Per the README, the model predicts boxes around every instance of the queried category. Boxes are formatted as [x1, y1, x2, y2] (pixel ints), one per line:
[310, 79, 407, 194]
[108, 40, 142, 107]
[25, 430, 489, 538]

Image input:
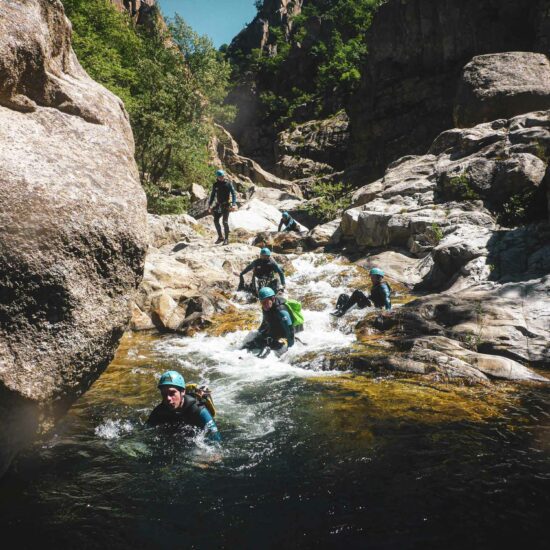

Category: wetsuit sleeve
[279, 308, 295, 347]
[380, 284, 392, 310]
[198, 407, 222, 442]
[241, 259, 257, 276]
[278, 219, 284, 231]
[208, 182, 217, 207]
[229, 181, 237, 206]
[273, 261, 286, 286]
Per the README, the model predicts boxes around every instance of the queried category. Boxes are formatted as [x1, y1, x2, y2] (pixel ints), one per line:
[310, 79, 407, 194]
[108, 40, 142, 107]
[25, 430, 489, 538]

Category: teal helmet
[260, 247, 271, 256]
[282, 211, 289, 218]
[158, 370, 186, 390]
[258, 287, 276, 300]
[216, 169, 225, 177]
[370, 267, 385, 277]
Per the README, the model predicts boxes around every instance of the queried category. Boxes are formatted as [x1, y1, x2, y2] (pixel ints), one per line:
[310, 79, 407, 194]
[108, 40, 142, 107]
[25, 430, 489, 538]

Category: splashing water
[2, 253, 549, 549]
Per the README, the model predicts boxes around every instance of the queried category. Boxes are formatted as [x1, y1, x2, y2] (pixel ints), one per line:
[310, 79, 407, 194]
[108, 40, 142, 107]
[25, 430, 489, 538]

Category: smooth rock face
[454, 52, 550, 127]
[348, 0, 549, 180]
[0, 0, 147, 477]
[397, 276, 550, 373]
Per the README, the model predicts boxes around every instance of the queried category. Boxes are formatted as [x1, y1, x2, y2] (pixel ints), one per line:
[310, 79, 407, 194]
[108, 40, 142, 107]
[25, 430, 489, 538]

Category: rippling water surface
[1, 255, 549, 549]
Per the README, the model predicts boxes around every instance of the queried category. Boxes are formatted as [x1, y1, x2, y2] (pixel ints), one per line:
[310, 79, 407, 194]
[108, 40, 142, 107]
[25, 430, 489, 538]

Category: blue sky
[158, 0, 258, 48]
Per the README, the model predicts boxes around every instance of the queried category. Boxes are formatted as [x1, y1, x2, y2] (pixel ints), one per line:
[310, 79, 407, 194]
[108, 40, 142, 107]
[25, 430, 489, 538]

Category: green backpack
[285, 299, 304, 327]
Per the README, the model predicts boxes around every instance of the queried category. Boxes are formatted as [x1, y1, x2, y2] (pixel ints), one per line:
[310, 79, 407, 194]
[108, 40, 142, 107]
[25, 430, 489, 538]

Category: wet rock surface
[0, 0, 148, 476]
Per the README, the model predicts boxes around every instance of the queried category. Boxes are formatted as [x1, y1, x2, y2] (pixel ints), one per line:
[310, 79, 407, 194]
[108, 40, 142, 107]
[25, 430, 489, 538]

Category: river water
[1, 254, 549, 549]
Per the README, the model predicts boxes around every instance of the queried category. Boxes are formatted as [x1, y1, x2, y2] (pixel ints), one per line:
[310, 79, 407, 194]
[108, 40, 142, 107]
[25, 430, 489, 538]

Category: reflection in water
[1, 254, 549, 549]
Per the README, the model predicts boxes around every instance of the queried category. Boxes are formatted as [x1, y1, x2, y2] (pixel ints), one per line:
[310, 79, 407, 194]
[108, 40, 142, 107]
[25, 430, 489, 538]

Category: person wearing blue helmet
[331, 267, 392, 317]
[238, 247, 286, 296]
[241, 286, 296, 358]
[278, 211, 300, 233]
[146, 370, 221, 442]
[208, 168, 237, 245]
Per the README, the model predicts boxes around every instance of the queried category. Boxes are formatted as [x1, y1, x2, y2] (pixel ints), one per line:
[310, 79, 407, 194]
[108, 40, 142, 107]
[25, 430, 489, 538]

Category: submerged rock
[0, 0, 148, 477]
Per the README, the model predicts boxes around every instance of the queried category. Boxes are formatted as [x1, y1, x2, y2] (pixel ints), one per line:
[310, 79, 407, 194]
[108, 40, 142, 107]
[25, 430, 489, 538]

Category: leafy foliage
[305, 180, 352, 223]
[230, 0, 384, 129]
[62, 0, 233, 214]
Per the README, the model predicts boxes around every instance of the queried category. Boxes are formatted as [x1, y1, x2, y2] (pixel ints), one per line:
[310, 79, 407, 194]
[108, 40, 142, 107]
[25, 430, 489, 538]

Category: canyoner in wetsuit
[238, 247, 286, 296]
[242, 287, 301, 358]
[208, 169, 237, 245]
[331, 267, 392, 317]
[146, 371, 221, 442]
[278, 211, 300, 233]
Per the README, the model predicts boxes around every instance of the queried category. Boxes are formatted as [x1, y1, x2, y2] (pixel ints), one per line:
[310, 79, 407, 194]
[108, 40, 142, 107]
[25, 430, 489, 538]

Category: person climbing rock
[331, 267, 392, 317]
[208, 169, 237, 245]
[146, 370, 221, 442]
[239, 247, 286, 296]
[241, 287, 298, 358]
[278, 211, 300, 233]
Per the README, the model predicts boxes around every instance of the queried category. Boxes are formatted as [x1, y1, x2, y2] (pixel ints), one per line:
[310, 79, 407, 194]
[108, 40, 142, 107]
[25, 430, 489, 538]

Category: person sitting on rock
[278, 211, 300, 233]
[331, 267, 392, 317]
[239, 247, 286, 296]
[208, 169, 237, 245]
[241, 287, 296, 358]
[146, 370, 221, 442]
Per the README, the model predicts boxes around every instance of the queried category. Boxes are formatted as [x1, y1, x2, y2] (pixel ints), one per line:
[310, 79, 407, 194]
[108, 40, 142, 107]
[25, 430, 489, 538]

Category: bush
[305, 180, 352, 223]
[442, 173, 480, 201]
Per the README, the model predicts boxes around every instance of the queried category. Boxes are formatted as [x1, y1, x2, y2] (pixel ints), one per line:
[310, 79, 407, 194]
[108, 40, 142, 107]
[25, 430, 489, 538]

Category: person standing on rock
[238, 247, 286, 296]
[331, 267, 392, 317]
[146, 370, 221, 442]
[278, 211, 300, 233]
[208, 169, 237, 245]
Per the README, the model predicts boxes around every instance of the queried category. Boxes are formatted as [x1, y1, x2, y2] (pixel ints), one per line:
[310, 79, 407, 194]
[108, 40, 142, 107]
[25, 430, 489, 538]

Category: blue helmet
[216, 169, 225, 177]
[258, 287, 276, 300]
[158, 370, 186, 390]
[370, 267, 385, 277]
[282, 211, 289, 219]
[260, 247, 271, 256]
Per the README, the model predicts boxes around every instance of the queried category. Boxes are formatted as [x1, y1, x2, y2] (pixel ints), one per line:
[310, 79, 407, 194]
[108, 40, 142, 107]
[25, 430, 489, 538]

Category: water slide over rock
[0, 0, 148, 477]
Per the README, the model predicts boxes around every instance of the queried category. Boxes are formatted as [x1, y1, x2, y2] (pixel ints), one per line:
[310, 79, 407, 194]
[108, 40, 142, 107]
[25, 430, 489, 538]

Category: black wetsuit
[208, 179, 236, 240]
[240, 258, 286, 294]
[278, 215, 299, 232]
[146, 395, 221, 441]
[335, 282, 392, 314]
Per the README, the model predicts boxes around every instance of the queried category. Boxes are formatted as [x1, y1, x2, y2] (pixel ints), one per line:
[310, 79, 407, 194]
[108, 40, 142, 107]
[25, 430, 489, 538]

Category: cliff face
[0, 0, 148, 477]
[347, 0, 550, 180]
[110, 0, 156, 25]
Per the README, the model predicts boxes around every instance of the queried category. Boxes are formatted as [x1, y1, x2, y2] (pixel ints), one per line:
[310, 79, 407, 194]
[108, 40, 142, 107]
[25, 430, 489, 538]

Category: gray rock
[275, 112, 350, 179]
[455, 52, 550, 127]
[190, 183, 207, 202]
[0, 0, 148, 477]
[347, 0, 549, 181]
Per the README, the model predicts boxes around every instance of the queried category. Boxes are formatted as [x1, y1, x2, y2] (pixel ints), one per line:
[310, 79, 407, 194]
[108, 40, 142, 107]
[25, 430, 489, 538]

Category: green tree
[62, 0, 234, 214]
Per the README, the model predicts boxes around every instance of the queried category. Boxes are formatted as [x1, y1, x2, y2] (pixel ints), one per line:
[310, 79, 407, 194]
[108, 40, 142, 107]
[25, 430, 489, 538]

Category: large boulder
[347, 0, 549, 181]
[131, 241, 260, 332]
[454, 52, 550, 127]
[395, 276, 550, 371]
[0, 0, 148, 476]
